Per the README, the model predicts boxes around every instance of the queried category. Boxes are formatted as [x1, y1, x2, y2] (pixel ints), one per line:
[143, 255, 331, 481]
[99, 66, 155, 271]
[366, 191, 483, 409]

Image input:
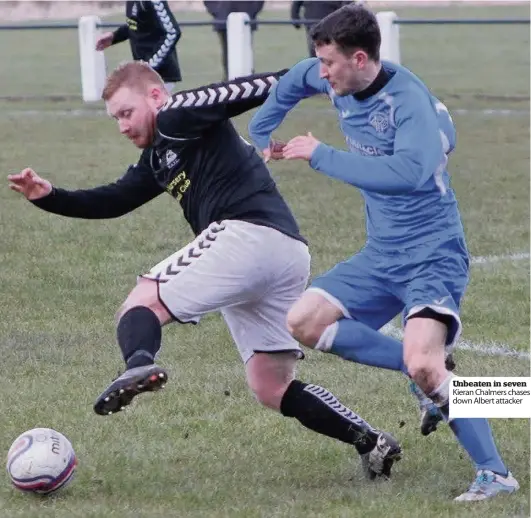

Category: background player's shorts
[141, 220, 310, 363]
[308, 236, 470, 348]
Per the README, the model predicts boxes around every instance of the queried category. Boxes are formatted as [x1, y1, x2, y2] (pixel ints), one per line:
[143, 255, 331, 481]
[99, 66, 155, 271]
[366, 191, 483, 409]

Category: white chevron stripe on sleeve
[148, 0, 178, 69]
[161, 73, 281, 112]
[228, 84, 241, 101]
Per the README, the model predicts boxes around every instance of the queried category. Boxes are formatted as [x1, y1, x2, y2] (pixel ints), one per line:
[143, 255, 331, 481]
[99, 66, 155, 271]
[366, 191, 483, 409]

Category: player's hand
[283, 132, 321, 161]
[262, 139, 286, 163]
[95, 32, 114, 51]
[8, 168, 52, 200]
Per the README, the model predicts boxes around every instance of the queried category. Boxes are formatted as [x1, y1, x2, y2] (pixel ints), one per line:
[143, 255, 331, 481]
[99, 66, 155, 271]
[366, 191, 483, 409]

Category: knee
[287, 295, 341, 349]
[286, 306, 321, 347]
[404, 348, 443, 392]
[249, 379, 290, 411]
[116, 279, 168, 324]
[405, 355, 433, 385]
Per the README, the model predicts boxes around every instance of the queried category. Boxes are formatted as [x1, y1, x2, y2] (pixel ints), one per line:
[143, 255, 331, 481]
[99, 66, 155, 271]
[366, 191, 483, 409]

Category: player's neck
[353, 62, 382, 93]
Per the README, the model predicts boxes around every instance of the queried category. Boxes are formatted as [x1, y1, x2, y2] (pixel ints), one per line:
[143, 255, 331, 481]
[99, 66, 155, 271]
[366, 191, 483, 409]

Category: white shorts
[141, 220, 310, 363]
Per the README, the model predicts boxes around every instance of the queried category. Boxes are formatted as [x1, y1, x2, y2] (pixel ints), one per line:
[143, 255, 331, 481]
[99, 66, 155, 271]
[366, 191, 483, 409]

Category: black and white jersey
[32, 71, 306, 245]
[112, 0, 182, 82]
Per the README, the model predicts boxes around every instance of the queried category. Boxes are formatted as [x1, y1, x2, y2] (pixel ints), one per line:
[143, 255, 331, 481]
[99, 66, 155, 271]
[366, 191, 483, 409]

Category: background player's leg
[305, 24, 316, 58]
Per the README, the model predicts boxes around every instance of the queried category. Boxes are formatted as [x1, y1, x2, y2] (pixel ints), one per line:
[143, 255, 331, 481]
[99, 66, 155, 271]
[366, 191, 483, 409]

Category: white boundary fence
[78, 11, 402, 102]
[75, 13, 529, 102]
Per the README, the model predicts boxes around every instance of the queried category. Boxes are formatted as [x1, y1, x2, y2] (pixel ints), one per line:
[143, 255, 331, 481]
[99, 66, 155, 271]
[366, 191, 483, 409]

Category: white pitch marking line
[381, 324, 529, 361]
[378, 250, 530, 360]
[471, 252, 529, 265]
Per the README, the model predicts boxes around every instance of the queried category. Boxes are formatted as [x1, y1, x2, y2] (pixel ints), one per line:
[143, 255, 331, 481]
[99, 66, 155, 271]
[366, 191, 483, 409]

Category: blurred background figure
[96, 0, 182, 92]
[204, 1, 265, 80]
[290, 1, 356, 57]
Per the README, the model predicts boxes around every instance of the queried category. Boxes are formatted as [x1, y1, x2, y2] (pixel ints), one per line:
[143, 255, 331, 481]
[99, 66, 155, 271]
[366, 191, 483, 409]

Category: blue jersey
[248, 59, 465, 250]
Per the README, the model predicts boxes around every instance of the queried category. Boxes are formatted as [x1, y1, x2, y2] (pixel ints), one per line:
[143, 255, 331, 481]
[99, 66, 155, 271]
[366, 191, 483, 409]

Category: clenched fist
[262, 139, 287, 163]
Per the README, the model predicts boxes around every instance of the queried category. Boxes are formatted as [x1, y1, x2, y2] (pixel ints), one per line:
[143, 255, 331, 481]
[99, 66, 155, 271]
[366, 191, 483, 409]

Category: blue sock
[434, 378, 508, 476]
[322, 319, 406, 372]
[449, 418, 508, 476]
[436, 403, 508, 476]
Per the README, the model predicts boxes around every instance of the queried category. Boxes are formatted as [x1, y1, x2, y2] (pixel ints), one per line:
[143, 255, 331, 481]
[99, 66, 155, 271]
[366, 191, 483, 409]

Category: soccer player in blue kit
[248, 3, 519, 502]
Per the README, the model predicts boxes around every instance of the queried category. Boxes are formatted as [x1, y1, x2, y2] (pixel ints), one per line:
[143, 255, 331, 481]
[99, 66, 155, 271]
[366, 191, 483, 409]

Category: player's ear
[149, 85, 167, 108]
[352, 50, 369, 69]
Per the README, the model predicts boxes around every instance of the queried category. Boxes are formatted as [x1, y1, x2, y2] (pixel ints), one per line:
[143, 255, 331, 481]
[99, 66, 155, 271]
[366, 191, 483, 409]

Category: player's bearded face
[106, 86, 163, 149]
[316, 43, 363, 96]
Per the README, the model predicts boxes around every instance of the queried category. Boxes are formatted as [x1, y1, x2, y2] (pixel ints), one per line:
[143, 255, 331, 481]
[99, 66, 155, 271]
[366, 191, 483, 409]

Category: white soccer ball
[6, 428, 77, 495]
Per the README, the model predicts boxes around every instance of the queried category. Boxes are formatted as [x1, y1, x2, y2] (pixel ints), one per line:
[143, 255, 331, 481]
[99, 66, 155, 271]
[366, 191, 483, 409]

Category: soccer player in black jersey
[8, 61, 400, 480]
[96, 1, 182, 91]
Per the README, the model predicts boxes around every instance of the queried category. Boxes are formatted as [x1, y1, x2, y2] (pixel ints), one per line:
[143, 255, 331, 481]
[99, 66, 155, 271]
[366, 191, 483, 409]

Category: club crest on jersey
[166, 149, 178, 167]
[369, 110, 390, 133]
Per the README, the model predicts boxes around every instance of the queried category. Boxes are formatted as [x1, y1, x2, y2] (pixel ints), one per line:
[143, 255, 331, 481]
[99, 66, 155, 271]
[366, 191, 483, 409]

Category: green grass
[0, 5, 529, 517]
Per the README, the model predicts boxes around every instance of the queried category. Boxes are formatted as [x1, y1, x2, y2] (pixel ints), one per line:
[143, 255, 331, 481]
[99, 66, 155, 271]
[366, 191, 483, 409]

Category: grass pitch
[0, 5, 529, 517]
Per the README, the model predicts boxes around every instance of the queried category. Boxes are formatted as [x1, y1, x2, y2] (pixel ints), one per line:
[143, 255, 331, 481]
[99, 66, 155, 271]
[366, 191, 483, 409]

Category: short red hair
[102, 61, 165, 101]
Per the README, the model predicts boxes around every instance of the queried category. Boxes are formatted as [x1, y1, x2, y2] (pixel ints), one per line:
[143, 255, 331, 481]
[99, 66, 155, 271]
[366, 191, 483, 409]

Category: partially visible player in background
[204, 1, 264, 80]
[96, 0, 182, 92]
[290, 1, 353, 58]
[248, 3, 519, 502]
[8, 61, 401, 481]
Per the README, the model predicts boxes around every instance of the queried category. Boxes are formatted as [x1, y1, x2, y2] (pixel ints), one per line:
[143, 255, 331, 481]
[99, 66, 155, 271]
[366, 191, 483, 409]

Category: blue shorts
[309, 236, 470, 347]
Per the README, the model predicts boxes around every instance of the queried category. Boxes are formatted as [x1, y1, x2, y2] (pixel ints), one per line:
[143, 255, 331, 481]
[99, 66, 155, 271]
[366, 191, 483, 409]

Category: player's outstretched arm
[248, 58, 327, 156]
[285, 93, 447, 195]
[95, 32, 115, 51]
[156, 70, 287, 141]
[111, 24, 129, 45]
[7, 159, 164, 219]
[8, 168, 52, 200]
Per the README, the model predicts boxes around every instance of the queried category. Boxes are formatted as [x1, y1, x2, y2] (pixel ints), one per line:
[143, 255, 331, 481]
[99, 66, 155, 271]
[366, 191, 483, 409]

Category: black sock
[280, 380, 379, 454]
[117, 306, 162, 369]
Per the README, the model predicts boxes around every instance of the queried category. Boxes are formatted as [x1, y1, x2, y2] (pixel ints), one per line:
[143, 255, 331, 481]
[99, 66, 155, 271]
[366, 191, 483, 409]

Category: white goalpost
[227, 12, 254, 80]
[375, 11, 400, 65]
[77, 12, 400, 102]
[78, 15, 107, 102]
[225, 11, 400, 80]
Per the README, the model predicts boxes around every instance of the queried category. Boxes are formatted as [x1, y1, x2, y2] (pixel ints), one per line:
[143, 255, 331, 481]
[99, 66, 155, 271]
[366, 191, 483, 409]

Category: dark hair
[310, 4, 381, 61]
